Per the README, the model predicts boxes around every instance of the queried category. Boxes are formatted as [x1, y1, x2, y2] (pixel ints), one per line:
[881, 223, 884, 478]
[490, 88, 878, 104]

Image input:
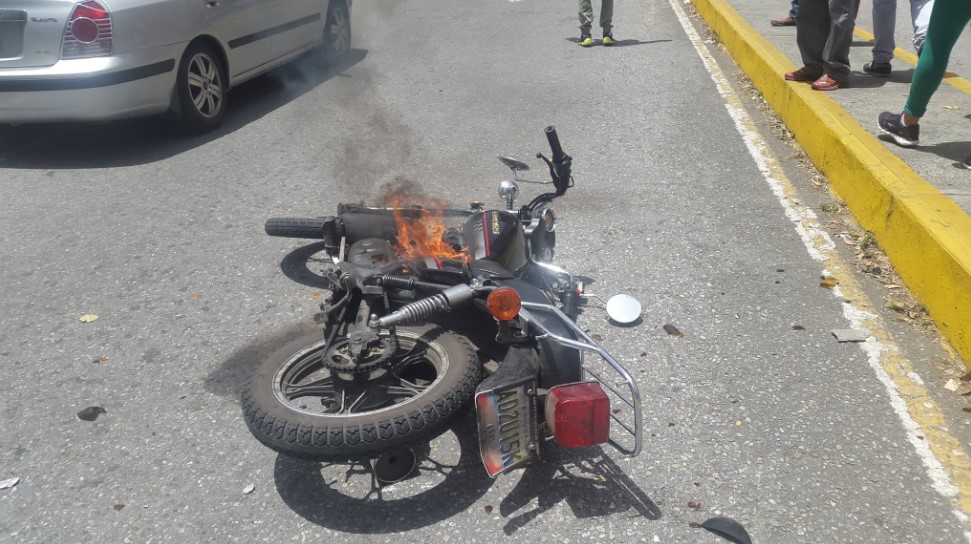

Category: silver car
[0, 0, 351, 132]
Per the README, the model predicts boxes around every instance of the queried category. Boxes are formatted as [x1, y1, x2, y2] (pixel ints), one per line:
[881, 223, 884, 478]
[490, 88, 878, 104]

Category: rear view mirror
[605, 294, 641, 324]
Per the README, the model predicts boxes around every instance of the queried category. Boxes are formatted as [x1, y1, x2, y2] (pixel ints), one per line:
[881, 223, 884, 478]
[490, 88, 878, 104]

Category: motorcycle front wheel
[242, 324, 481, 461]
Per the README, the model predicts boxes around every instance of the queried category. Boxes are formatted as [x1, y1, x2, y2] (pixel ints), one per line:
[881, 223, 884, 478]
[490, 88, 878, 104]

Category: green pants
[904, 0, 971, 118]
[579, 0, 614, 34]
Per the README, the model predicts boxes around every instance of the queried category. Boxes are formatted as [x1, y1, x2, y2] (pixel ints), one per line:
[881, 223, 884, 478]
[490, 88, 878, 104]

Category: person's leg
[600, 0, 614, 35]
[795, 0, 830, 73]
[791, 0, 800, 18]
[905, 0, 971, 118]
[910, 0, 934, 51]
[870, 0, 897, 65]
[822, 0, 855, 81]
[579, 0, 594, 35]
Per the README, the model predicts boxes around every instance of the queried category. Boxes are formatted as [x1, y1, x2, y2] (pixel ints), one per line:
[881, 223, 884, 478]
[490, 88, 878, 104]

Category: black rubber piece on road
[265, 217, 328, 239]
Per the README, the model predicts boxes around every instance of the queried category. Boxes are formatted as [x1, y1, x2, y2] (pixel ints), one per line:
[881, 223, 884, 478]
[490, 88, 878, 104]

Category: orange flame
[389, 196, 469, 262]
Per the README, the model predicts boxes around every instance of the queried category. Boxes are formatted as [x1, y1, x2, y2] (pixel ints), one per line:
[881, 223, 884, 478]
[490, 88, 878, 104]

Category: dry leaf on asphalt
[820, 277, 839, 289]
[79, 314, 99, 323]
[663, 324, 684, 337]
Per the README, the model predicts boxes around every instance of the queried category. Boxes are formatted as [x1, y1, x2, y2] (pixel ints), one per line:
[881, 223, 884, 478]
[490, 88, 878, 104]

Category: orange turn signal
[487, 287, 521, 321]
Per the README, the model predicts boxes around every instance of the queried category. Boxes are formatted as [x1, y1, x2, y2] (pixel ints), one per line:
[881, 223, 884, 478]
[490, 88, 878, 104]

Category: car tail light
[544, 382, 609, 448]
[487, 287, 521, 321]
[62, 1, 112, 59]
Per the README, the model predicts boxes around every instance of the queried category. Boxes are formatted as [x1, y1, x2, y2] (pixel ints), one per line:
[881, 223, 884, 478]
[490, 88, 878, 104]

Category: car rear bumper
[0, 44, 183, 123]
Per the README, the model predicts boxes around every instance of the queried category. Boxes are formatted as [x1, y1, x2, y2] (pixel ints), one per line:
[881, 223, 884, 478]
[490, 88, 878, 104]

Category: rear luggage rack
[519, 301, 642, 456]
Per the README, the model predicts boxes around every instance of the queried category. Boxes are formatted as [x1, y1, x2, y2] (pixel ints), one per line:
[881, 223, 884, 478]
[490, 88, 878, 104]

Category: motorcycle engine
[347, 238, 398, 270]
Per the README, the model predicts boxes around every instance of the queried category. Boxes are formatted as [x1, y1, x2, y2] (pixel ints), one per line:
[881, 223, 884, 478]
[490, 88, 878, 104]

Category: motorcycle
[242, 126, 643, 483]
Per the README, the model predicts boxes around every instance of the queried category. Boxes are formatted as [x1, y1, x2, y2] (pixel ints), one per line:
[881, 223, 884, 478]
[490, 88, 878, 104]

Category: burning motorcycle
[242, 126, 642, 483]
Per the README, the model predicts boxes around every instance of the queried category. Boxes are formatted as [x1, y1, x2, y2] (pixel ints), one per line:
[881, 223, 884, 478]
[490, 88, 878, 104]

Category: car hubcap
[187, 53, 223, 119]
[329, 8, 349, 54]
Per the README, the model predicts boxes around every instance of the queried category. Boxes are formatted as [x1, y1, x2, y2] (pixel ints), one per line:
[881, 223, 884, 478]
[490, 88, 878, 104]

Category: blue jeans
[791, 0, 800, 19]
[871, 0, 935, 63]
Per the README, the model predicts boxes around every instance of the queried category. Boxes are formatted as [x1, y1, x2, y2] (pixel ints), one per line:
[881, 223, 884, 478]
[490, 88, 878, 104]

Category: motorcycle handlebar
[265, 217, 328, 239]
[545, 125, 565, 160]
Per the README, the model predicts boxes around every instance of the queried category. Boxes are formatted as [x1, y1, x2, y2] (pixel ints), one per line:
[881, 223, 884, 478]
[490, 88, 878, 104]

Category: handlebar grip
[545, 125, 565, 160]
[264, 217, 328, 239]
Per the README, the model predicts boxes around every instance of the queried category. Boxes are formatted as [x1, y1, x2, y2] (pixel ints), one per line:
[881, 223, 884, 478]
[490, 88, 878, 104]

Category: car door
[195, 0, 273, 79]
[270, 0, 324, 59]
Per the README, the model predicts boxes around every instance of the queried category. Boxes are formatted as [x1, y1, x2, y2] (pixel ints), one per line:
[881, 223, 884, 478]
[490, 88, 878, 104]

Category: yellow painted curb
[691, 0, 971, 368]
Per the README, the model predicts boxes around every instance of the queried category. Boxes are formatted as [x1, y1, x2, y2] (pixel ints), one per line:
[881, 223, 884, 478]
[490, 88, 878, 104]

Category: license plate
[475, 377, 538, 477]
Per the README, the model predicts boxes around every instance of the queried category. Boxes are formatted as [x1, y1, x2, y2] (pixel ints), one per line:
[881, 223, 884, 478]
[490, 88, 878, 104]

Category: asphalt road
[1, 1, 969, 542]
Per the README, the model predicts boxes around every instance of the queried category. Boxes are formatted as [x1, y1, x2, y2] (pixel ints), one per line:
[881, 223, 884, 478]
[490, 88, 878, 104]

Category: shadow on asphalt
[498, 447, 662, 535]
[204, 321, 321, 399]
[0, 49, 367, 170]
[847, 70, 915, 89]
[279, 241, 333, 289]
[564, 38, 672, 47]
[904, 139, 971, 164]
[271, 412, 661, 534]
[272, 411, 497, 533]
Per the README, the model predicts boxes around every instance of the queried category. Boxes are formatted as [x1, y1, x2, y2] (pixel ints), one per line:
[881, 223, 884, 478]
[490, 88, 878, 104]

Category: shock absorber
[370, 284, 474, 329]
[379, 274, 418, 290]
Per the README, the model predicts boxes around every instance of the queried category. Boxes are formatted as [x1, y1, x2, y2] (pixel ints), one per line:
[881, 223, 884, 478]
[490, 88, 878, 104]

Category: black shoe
[878, 111, 919, 146]
[863, 61, 892, 77]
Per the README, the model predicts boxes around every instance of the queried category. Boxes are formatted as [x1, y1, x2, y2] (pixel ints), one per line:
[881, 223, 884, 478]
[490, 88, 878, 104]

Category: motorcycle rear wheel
[242, 324, 480, 460]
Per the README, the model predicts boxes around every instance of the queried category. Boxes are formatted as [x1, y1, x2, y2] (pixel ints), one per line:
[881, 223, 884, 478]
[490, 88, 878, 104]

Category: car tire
[321, 0, 351, 66]
[176, 42, 227, 134]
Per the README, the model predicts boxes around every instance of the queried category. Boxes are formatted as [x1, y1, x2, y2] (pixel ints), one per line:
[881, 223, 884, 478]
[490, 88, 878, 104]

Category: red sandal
[810, 75, 848, 91]
[784, 67, 823, 82]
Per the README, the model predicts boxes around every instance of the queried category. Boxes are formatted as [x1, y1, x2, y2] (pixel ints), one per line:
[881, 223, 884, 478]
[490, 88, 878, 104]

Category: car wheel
[322, 0, 351, 66]
[176, 42, 227, 134]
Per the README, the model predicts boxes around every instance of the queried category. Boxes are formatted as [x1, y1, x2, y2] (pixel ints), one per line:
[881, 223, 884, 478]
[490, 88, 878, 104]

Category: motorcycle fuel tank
[462, 210, 528, 272]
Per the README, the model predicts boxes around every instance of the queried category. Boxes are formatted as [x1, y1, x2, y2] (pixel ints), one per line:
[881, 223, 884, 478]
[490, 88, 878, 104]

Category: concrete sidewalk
[691, 0, 971, 367]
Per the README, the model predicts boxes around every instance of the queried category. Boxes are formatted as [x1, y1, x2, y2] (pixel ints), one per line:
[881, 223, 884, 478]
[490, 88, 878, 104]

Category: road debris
[77, 406, 107, 421]
[700, 516, 752, 544]
[243, 484, 255, 495]
[0, 477, 19, 490]
[79, 314, 99, 323]
[663, 324, 684, 338]
[831, 329, 868, 343]
[884, 299, 907, 312]
[820, 276, 839, 289]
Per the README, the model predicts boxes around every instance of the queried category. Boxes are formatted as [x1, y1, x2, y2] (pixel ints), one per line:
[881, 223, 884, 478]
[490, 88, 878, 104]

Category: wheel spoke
[344, 391, 368, 413]
[283, 377, 335, 400]
[392, 343, 428, 367]
[187, 71, 205, 89]
[387, 378, 428, 398]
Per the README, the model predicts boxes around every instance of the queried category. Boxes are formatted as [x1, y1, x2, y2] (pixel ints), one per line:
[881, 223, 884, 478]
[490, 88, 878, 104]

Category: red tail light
[544, 382, 609, 448]
[62, 1, 112, 59]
